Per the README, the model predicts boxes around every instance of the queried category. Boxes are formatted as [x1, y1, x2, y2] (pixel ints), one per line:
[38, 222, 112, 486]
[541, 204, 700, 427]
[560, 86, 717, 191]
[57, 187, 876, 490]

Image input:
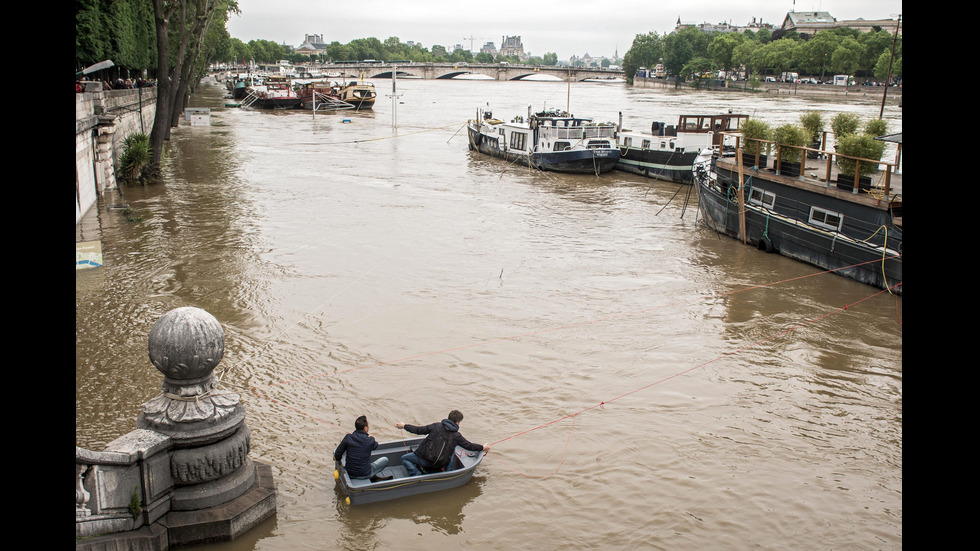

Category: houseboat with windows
[242, 75, 301, 109]
[616, 112, 749, 184]
[695, 132, 902, 294]
[336, 76, 377, 110]
[467, 107, 620, 174]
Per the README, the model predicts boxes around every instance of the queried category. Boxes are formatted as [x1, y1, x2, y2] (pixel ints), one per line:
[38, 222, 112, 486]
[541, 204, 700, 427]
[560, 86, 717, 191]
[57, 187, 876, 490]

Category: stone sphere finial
[141, 307, 241, 434]
[148, 306, 225, 382]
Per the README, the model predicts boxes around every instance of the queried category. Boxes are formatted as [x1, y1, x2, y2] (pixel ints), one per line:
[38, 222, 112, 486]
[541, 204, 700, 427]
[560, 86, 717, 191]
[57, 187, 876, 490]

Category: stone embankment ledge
[633, 78, 903, 101]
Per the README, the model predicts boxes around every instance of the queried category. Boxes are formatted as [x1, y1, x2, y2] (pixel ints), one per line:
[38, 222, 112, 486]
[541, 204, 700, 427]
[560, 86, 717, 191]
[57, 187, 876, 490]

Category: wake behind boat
[467, 107, 619, 174]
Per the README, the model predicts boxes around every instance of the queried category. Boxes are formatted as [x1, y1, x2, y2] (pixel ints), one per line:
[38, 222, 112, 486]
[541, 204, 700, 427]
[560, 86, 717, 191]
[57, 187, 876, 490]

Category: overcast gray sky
[226, 0, 902, 60]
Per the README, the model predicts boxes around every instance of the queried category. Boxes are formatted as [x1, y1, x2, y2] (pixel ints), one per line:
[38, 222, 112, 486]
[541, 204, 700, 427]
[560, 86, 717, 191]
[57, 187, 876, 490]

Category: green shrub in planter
[740, 118, 771, 157]
[799, 111, 824, 145]
[773, 123, 808, 165]
[864, 117, 888, 137]
[835, 133, 886, 180]
[830, 113, 860, 142]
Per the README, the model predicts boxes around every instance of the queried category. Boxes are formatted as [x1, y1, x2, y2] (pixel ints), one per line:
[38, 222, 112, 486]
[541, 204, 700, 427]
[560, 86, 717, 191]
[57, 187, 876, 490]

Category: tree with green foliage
[798, 31, 839, 80]
[662, 29, 700, 86]
[622, 32, 663, 83]
[757, 37, 799, 77]
[623, 21, 900, 84]
[857, 29, 894, 79]
[449, 48, 474, 63]
[707, 33, 744, 85]
[77, 0, 157, 77]
[830, 37, 862, 76]
[731, 40, 761, 79]
[874, 48, 901, 83]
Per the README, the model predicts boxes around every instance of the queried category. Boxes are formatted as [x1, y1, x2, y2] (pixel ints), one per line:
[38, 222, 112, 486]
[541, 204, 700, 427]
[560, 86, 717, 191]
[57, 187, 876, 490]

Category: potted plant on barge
[835, 132, 886, 191]
[773, 123, 808, 177]
[863, 117, 888, 139]
[739, 118, 771, 168]
[830, 112, 860, 146]
[799, 111, 824, 158]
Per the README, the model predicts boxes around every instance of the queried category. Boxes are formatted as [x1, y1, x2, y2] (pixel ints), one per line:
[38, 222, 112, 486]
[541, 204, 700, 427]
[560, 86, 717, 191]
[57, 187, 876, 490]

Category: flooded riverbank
[77, 79, 901, 550]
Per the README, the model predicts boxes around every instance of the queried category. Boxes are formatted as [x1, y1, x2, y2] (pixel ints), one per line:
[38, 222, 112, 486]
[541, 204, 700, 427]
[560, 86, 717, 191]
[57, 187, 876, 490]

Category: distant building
[499, 35, 527, 61]
[674, 16, 775, 34]
[781, 11, 902, 36]
[297, 33, 327, 56]
[480, 41, 497, 56]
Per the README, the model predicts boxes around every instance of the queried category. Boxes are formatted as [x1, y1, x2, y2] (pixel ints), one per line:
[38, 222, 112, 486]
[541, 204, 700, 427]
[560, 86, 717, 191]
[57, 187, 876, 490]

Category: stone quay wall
[76, 86, 157, 225]
[631, 77, 903, 102]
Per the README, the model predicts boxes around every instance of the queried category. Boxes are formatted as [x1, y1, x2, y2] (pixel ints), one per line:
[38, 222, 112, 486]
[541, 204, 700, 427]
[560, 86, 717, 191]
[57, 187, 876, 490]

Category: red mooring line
[245, 257, 901, 451]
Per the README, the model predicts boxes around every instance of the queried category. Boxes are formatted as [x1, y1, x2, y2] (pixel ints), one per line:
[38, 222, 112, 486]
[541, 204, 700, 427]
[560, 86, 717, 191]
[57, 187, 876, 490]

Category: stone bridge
[320, 62, 625, 82]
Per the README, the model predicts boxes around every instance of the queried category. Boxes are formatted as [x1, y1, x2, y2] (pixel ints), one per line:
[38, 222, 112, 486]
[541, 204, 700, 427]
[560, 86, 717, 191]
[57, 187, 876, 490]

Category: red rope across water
[244, 258, 901, 476]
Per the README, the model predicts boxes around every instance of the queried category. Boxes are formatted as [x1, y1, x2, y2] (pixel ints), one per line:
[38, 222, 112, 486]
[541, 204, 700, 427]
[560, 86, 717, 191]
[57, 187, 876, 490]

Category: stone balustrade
[76, 307, 276, 550]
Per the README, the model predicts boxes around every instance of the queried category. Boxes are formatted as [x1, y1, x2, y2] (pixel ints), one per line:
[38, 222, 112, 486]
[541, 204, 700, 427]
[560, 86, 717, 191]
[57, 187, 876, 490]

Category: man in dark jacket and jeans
[395, 410, 490, 476]
[334, 415, 391, 482]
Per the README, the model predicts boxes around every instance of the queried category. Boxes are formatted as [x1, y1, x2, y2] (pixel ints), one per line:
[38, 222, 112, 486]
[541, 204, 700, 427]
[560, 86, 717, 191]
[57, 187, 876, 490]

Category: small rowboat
[334, 436, 485, 505]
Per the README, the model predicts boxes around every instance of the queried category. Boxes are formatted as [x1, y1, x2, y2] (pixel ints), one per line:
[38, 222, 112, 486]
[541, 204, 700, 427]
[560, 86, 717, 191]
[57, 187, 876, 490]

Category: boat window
[642, 139, 651, 149]
[809, 207, 843, 231]
[623, 137, 633, 147]
[554, 141, 571, 151]
[748, 188, 776, 209]
[510, 132, 527, 151]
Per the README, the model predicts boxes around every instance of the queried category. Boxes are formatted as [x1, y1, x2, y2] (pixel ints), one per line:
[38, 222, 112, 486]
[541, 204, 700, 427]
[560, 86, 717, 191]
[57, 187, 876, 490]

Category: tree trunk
[149, 0, 220, 169]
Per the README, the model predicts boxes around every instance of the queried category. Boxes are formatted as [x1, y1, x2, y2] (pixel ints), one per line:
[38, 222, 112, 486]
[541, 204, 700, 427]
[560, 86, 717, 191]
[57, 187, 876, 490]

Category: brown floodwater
[76, 78, 902, 550]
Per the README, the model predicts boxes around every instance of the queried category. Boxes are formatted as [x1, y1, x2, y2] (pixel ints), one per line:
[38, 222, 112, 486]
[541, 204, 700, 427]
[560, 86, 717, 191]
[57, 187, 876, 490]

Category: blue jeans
[400, 452, 434, 477]
[350, 456, 389, 480]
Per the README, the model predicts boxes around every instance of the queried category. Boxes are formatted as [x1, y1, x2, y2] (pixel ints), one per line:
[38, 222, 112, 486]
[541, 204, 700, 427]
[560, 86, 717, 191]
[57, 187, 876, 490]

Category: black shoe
[370, 475, 393, 482]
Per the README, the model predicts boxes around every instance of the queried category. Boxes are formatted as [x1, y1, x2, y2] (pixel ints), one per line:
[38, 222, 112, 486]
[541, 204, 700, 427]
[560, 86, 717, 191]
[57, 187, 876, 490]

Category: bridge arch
[316, 63, 625, 82]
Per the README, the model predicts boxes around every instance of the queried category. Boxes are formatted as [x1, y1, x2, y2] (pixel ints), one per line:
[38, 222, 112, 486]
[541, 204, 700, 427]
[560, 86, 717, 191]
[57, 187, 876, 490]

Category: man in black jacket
[334, 415, 392, 482]
[395, 410, 490, 476]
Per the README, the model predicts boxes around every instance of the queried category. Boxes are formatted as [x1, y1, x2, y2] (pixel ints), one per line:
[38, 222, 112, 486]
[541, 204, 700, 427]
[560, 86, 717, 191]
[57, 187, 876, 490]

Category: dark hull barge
[334, 436, 485, 505]
[696, 133, 902, 294]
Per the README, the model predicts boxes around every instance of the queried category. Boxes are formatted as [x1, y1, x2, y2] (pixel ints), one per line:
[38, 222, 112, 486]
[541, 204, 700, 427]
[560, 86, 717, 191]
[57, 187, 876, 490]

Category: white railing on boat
[538, 125, 617, 141]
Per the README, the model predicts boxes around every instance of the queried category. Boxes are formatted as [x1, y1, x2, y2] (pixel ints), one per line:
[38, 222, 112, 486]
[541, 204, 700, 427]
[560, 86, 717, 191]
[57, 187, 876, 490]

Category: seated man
[334, 415, 391, 482]
[395, 410, 489, 476]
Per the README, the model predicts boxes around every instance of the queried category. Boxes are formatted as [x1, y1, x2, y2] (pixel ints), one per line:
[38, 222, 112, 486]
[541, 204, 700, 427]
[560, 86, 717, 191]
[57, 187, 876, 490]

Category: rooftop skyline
[227, 1, 902, 60]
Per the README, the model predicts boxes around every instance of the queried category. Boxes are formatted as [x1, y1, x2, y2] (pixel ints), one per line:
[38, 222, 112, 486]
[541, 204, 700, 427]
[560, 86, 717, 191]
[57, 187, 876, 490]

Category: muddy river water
[76, 78, 902, 550]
